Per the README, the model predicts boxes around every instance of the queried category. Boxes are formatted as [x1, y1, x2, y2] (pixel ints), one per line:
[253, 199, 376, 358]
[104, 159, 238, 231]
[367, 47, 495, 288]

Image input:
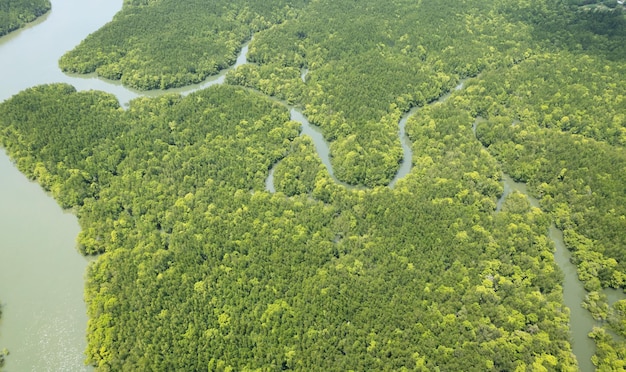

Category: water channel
[490, 154, 625, 372]
[389, 81, 465, 188]
[0, 152, 88, 372]
[1, 1, 623, 370]
[0, 1, 255, 369]
[267, 79, 467, 191]
[0, 0, 125, 370]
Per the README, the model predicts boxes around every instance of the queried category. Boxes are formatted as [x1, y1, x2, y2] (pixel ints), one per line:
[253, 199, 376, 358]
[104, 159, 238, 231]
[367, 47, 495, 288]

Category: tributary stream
[0, 1, 623, 370]
[496, 175, 597, 372]
[489, 154, 625, 372]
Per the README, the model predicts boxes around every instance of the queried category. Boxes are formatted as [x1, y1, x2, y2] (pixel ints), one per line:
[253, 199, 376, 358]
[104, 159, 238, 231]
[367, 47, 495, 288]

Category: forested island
[1, 0, 626, 370]
[0, 0, 50, 36]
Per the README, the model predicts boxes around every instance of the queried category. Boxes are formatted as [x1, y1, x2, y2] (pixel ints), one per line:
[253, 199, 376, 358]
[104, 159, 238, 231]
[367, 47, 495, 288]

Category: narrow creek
[267, 69, 626, 371]
[487, 142, 625, 371]
[389, 81, 466, 188]
[495, 175, 597, 371]
[2, 2, 623, 370]
[267, 77, 467, 191]
[388, 106, 419, 189]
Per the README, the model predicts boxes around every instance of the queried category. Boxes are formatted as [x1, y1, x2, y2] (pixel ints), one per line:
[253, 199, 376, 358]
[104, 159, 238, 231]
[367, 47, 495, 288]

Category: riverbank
[0, 0, 125, 369]
[0, 151, 90, 371]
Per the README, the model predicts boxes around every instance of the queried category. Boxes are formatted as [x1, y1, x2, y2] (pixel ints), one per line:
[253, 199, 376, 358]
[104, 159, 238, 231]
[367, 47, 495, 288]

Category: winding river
[389, 81, 465, 188]
[495, 175, 597, 371]
[266, 78, 467, 191]
[1, 1, 624, 371]
[490, 153, 625, 372]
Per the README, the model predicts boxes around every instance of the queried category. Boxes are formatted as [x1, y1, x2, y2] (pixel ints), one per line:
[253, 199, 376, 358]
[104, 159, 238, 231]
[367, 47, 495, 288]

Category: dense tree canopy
[0, 82, 578, 370]
[0, 0, 50, 36]
[229, 0, 538, 186]
[1, 0, 626, 369]
[58, 0, 309, 90]
[410, 23, 626, 370]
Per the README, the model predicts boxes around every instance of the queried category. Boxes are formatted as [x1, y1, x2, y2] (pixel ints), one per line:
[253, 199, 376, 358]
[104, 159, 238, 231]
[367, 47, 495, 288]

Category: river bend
[1, 2, 622, 371]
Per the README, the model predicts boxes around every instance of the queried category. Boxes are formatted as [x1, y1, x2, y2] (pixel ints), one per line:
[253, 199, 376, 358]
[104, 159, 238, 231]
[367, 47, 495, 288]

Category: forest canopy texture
[1, 0, 626, 370]
[0, 0, 50, 36]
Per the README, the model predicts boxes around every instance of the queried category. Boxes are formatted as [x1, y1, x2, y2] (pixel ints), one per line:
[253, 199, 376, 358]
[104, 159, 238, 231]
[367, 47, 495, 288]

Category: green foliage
[58, 0, 309, 90]
[589, 327, 626, 370]
[272, 136, 328, 197]
[0, 84, 124, 208]
[4, 0, 626, 369]
[465, 52, 626, 289]
[430, 21, 626, 365]
[0, 79, 578, 369]
[0, 0, 50, 36]
[611, 299, 626, 335]
[229, 0, 537, 186]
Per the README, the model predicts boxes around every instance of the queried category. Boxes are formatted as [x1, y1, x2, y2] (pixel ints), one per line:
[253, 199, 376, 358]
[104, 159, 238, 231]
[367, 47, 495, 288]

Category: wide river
[0, 1, 623, 371]
[0, 0, 125, 370]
